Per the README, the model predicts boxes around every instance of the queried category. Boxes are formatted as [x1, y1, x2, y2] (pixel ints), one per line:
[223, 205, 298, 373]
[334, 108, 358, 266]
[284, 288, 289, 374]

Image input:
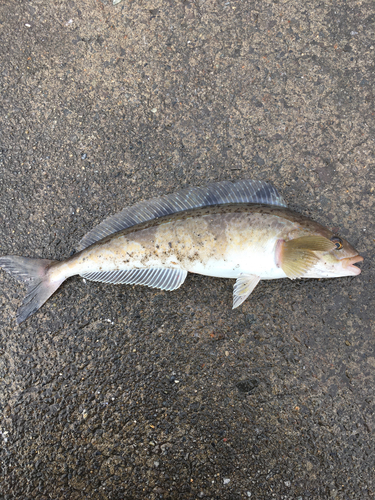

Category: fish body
[0, 180, 363, 323]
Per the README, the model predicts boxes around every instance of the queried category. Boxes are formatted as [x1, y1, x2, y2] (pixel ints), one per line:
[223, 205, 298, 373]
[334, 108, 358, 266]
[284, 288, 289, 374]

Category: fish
[0, 179, 363, 324]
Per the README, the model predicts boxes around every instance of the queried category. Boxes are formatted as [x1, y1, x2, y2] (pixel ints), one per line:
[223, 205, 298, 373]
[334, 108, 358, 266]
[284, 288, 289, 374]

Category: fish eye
[331, 236, 343, 250]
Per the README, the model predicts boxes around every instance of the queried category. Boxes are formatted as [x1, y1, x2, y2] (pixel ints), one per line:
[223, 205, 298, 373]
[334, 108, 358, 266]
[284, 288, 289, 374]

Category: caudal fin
[0, 256, 64, 324]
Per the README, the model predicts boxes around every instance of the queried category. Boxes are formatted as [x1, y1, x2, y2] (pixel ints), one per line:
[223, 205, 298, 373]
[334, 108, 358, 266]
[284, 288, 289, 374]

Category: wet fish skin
[0, 181, 363, 324]
[53, 204, 361, 281]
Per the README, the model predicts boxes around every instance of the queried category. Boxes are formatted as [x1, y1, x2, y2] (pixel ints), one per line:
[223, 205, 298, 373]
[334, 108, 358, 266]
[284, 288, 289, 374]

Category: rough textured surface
[0, 0, 374, 498]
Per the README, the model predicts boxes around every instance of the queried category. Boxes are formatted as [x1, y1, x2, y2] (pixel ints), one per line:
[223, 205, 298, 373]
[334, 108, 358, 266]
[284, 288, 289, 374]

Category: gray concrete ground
[0, 0, 374, 498]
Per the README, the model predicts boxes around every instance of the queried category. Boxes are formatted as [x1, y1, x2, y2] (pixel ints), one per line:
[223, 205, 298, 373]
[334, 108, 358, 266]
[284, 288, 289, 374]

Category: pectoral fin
[277, 236, 334, 280]
[233, 274, 260, 309]
[283, 236, 335, 251]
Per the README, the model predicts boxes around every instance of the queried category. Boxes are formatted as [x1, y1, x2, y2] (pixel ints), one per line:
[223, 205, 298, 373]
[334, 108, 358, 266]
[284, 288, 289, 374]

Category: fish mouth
[340, 255, 363, 276]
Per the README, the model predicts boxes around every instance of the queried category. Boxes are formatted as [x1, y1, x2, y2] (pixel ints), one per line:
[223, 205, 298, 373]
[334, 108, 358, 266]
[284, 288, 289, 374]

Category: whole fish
[0, 180, 363, 324]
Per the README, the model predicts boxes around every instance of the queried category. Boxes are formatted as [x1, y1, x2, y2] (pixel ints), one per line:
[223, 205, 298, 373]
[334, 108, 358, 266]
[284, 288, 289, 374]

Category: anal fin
[81, 267, 187, 291]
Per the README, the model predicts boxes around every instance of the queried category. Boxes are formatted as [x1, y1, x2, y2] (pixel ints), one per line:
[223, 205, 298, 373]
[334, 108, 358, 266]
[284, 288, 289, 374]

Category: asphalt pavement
[0, 0, 374, 498]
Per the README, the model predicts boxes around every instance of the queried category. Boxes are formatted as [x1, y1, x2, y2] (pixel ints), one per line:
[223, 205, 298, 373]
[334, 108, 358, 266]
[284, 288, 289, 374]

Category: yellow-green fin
[285, 236, 335, 251]
[279, 236, 335, 279]
[280, 249, 318, 279]
[279, 237, 330, 279]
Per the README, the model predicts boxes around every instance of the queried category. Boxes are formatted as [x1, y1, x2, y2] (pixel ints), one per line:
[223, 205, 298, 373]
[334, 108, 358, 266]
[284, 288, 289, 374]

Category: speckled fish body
[0, 180, 363, 323]
[54, 204, 360, 280]
[51, 205, 337, 283]
[50, 205, 287, 282]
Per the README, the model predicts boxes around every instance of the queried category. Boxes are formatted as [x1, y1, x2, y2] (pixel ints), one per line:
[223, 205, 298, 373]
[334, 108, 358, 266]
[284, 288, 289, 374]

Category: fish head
[312, 233, 363, 278]
[278, 225, 363, 279]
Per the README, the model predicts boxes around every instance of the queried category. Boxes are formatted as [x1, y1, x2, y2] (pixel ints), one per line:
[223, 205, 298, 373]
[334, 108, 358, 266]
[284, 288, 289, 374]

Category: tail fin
[0, 256, 64, 324]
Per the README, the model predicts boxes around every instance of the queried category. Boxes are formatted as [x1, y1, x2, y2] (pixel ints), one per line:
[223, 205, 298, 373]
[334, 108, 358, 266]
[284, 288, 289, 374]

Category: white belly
[186, 257, 287, 280]
[183, 240, 287, 280]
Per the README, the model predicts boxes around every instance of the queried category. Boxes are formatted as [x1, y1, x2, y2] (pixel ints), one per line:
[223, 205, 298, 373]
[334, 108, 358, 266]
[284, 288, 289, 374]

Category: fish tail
[0, 256, 64, 324]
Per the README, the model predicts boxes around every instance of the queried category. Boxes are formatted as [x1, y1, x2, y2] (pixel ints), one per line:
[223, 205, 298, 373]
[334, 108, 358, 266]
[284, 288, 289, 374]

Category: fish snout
[340, 255, 363, 275]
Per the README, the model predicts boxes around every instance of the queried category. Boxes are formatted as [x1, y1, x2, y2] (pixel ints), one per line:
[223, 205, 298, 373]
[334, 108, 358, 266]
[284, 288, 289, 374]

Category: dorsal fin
[77, 179, 287, 251]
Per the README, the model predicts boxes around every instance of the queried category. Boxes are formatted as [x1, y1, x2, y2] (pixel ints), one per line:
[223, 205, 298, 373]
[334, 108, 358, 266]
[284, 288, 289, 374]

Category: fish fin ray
[81, 268, 187, 291]
[285, 236, 335, 251]
[233, 274, 260, 309]
[0, 256, 64, 324]
[77, 180, 287, 251]
[279, 242, 319, 279]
